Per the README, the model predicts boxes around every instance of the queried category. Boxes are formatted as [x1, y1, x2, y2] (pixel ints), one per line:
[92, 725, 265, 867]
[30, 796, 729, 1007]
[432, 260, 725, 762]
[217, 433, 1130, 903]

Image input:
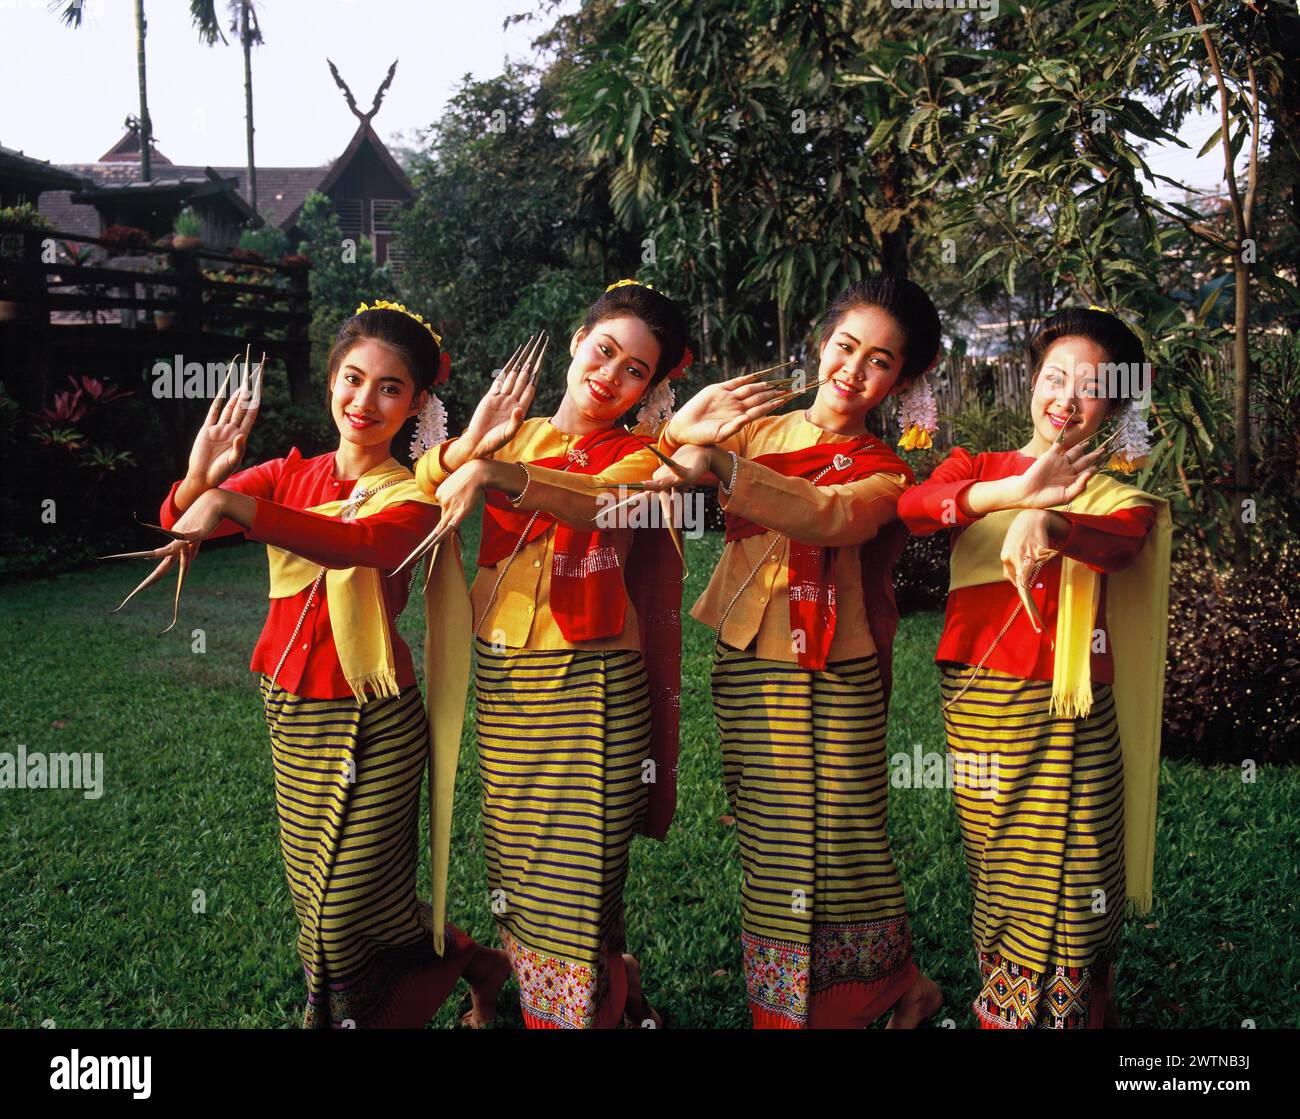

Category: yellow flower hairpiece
[356, 299, 442, 346]
[605, 278, 654, 293]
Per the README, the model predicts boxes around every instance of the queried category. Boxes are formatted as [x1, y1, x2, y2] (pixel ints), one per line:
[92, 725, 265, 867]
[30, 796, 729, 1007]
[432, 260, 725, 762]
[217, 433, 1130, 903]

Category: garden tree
[189, 0, 266, 213]
[398, 66, 609, 423]
[557, 0, 984, 369]
[295, 191, 394, 384]
[927, 0, 1293, 563]
[53, 0, 154, 181]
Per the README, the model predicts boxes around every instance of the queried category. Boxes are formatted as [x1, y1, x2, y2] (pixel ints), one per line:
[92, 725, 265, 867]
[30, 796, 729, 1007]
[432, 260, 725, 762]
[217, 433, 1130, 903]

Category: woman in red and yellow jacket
[898, 307, 1172, 1029]
[416, 280, 689, 1029]
[118, 303, 507, 1028]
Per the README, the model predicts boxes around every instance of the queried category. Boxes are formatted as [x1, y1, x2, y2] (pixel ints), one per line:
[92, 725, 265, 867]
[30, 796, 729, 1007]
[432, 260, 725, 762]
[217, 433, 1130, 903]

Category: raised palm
[462, 335, 548, 458]
[668, 368, 796, 446]
[1018, 441, 1106, 508]
[188, 358, 263, 489]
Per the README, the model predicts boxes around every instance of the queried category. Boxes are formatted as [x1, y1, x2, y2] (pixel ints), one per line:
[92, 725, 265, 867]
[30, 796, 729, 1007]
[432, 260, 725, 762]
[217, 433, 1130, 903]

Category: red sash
[477, 425, 683, 840]
[723, 435, 914, 685]
[480, 427, 643, 641]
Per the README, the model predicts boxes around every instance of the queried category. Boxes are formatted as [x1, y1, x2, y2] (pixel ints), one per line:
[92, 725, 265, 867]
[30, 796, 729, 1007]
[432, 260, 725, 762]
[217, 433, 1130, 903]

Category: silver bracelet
[720, 451, 739, 496]
[507, 461, 532, 507]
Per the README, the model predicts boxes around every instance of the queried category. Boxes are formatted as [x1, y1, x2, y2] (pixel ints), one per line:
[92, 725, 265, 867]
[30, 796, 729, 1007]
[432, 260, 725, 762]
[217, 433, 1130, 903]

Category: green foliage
[947, 399, 1031, 453]
[1164, 544, 1300, 763]
[244, 366, 336, 461]
[296, 190, 395, 386]
[237, 224, 289, 260]
[398, 65, 605, 424]
[0, 202, 52, 229]
[560, 0, 985, 366]
[391, 0, 1296, 567]
[173, 207, 204, 239]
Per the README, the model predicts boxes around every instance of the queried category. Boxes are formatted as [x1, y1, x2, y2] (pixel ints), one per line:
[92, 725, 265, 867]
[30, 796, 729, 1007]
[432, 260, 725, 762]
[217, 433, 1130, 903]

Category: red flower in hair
[667, 345, 693, 381]
[435, 352, 451, 386]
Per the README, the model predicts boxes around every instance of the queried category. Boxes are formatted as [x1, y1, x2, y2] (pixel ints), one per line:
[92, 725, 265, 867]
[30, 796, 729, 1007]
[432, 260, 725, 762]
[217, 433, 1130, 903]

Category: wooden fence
[0, 226, 311, 412]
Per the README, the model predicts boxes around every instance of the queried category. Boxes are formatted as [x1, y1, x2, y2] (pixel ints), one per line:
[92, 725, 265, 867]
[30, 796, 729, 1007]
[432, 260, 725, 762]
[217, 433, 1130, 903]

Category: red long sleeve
[157, 449, 433, 700]
[159, 451, 294, 538]
[1056, 508, 1155, 573]
[898, 445, 982, 533]
[247, 498, 438, 570]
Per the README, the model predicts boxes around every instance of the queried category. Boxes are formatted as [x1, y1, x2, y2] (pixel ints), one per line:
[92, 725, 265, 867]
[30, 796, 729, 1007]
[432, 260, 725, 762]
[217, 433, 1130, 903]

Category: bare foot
[622, 953, 663, 1029]
[460, 945, 510, 1028]
[886, 973, 943, 1029]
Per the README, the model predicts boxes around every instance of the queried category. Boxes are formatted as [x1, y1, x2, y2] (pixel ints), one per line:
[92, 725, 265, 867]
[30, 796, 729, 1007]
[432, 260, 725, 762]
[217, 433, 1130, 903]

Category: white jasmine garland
[896, 374, 938, 435]
[1110, 399, 1152, 472]
[409, 392, 448, 462]
[636, 379, 676, 433]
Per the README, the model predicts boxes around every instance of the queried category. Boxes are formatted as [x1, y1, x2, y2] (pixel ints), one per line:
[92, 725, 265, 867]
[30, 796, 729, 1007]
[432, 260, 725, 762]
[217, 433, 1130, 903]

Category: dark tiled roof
[38, 189, 99, 236]
[43, 160, 329, 233]
[0, 144, 91, 192]
[98, 129, 173, 164]
[36, 120, 409, 238]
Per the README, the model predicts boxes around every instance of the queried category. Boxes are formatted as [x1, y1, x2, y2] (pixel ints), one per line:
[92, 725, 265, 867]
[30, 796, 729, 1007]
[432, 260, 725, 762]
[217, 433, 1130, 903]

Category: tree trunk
[873, 151, 910, 278]
[711, 171, 729, 375]
[1232, 258, 1252, 565]
[135, 0, 151, 183]
[777, 288, 788, 363]
[242, 0, 257, 213]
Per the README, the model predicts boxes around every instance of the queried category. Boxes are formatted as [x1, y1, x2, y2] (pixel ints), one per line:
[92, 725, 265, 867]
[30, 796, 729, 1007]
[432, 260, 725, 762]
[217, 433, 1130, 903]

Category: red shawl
[723, 434, 914, 698]
[478, 427, 683, 840]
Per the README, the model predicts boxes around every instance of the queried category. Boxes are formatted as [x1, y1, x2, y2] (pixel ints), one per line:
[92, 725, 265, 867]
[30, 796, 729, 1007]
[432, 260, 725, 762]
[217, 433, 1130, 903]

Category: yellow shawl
[264, 457, 472, 954]
[948, 474, 1172, 915]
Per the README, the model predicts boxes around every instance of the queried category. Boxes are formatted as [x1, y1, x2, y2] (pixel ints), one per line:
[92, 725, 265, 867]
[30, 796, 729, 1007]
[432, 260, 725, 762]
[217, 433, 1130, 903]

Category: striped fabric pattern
[711, 645, 915, 1028]
[260, 676, 462, 1028]
[940, 665, 1126, 1028]
[474, 640, 651, 1029]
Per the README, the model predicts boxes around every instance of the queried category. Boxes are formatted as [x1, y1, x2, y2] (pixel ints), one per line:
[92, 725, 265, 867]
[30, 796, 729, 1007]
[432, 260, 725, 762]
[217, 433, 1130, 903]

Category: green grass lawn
[2, 518, 1296, 1029]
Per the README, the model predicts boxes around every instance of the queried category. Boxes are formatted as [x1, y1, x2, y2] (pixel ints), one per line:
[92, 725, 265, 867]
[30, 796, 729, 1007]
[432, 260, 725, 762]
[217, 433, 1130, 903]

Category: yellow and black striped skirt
[260, 676, 473, 1029]
[711, 645, 918, 1029]
[474, 640, 651, 1029]
[940, 665, 1126, 1029]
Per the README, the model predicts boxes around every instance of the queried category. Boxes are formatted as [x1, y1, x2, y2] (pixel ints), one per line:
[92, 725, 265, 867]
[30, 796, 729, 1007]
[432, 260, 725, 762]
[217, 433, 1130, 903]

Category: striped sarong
[260, 676, 474, 1028]
[474, 640, 651, 1029]
[940, 665, 1126, 1029]
[711, 645, 918, 1029]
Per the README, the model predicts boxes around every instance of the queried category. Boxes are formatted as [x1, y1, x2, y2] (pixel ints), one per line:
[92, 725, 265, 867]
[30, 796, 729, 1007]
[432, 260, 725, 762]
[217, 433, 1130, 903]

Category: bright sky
[0, 0, 555, 166]
[0, 0, 1242, 200]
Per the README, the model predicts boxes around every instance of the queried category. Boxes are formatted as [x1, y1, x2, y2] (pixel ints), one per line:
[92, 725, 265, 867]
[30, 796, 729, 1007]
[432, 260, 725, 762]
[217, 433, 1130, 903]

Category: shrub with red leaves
[101, 225, 152, 249]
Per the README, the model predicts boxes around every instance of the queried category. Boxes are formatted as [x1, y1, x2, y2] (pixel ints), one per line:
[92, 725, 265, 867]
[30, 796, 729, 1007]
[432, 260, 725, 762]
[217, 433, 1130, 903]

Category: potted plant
[172, 208, 203, 251]
[0, 203, 53, 321]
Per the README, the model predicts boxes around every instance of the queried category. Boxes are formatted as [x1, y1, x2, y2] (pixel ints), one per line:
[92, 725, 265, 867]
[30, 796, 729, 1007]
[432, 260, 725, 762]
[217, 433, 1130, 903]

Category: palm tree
[190, 0, 265, 214]
[52, 0, 154, 182]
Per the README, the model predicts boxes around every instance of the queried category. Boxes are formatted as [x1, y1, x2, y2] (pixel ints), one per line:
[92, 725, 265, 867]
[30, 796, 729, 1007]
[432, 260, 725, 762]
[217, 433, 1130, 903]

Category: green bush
[173, 208, 203, 239]
[1163, 545, 1299, 764]
[238, 225, 290, 261]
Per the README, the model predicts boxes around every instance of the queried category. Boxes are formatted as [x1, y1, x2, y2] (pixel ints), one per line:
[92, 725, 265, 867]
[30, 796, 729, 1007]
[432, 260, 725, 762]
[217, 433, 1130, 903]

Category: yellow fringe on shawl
[263, 456, 471, 954]
[947, 474, 1172, 915]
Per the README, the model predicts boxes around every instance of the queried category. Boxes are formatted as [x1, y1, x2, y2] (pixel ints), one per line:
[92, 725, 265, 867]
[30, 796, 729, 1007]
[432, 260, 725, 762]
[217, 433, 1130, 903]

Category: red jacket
[897, 447, 1156, 684]
[160, 449, 438, 699]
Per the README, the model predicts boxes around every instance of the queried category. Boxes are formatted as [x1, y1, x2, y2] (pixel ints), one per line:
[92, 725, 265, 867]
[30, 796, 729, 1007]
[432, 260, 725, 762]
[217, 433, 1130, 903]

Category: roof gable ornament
[326, 58, 398, 124]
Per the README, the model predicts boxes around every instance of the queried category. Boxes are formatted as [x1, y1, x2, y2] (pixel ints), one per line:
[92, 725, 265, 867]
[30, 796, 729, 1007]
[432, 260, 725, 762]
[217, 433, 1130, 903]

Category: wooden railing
[0, 226, 312, 404]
